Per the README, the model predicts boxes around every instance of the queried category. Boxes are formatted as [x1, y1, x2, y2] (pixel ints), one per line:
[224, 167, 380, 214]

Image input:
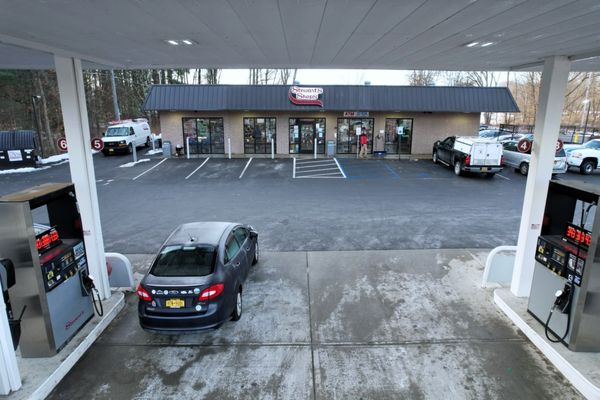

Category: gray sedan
[502, 141, 567, 175]
[137, 221, 258, 333]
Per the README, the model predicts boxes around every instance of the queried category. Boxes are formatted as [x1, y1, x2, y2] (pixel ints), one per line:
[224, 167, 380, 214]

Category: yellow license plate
[108, 149, 114, 152]
[166, 298, 185, 308]
[481, 167, 488, 172]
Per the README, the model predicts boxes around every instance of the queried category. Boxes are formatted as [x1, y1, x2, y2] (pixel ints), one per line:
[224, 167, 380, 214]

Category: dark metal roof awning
[142, 85, 519, 113]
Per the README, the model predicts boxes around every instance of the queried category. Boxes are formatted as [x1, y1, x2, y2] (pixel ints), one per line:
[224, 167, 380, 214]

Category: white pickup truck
[432, 136, 503, 177]
[101, 119, 151, 156]
[564, 139, 600, 175]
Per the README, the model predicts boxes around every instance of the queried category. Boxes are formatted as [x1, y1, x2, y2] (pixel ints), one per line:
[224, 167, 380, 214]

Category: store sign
[289, 86, 323, 107]
[343, 111, 369, 117]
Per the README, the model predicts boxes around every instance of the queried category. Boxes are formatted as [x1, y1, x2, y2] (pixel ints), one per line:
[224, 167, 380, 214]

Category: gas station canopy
[1, 0, 600, 71]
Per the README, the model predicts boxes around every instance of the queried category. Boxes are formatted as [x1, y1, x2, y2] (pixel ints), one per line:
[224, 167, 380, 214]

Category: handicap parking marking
[239, 157, 253, 179]
[132, 158, 167, 180]
[185, 157, 210, 180]
[333, 158, 347, 178]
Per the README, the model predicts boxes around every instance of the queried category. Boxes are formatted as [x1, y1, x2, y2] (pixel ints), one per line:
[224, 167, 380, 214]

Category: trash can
[327, 140, 335, 157]
[163, 141, 172, 158]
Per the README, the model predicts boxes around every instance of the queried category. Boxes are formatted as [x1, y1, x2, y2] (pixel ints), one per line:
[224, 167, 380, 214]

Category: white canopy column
[511, 56, 571, 297]
[54, 56, 110, 299]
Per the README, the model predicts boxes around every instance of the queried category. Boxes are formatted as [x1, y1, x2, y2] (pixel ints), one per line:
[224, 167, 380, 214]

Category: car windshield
[479, 130, 498, 138]
[150, 245, 216, 277]
[105, 127, 130, 137]
[583, 140, 600, 149]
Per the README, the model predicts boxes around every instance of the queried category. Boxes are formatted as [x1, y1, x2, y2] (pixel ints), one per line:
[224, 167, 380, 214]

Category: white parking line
[296, 167, 340, 174]
[132, 158, 167, 180]
[333, 158, 346, 178]
[239, 157, 253, 179]
[496, 173, 510, 181]
[295, 159, 332, 164]
[296, 163, 336, 169]
[296, 174, 345, 178]
[185, 158, 210, 180]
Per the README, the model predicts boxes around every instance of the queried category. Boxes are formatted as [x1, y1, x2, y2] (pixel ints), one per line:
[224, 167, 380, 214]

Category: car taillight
[136, 284, 152, 301]
[465, 155, 471, 166]
[199, 284, 224, 301]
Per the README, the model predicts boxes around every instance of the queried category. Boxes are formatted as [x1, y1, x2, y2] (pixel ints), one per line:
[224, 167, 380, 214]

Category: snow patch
[119, 158, 150, 168]
[40, 153, 69, 164]
[145, 149, 163, 155]
[0, 166, 50, 174]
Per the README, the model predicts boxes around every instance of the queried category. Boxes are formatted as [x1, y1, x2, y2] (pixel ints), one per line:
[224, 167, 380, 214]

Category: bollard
[314, 139, 317, 160]
[186, 136, 190, 160]
[132, 140, 137, 163]
[228, 137, 231, 159]
[271, 139, 275, 160]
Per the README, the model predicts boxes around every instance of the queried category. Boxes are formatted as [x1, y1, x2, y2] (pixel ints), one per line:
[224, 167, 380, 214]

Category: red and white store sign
[288, 86, 324, 107]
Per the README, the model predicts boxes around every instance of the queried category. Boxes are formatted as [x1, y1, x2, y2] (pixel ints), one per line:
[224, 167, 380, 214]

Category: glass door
[299, 122, 315, 153]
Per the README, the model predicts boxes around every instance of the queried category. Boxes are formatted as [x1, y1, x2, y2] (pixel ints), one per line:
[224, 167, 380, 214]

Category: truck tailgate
[472, 142, 502, 166]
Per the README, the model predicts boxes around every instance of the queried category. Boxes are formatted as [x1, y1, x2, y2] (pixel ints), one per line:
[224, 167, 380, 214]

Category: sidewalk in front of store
[44, 248, 584, 399]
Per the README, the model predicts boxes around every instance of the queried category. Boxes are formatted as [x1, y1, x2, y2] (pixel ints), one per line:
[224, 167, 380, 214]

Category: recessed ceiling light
[182, 40, 194, 45]
[465, 42, 479, 47]
[481, 42, 495, 47]
[166, 40, 179, 46]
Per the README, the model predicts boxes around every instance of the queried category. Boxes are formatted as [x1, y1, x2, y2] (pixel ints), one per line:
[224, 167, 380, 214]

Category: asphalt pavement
[1, 151, 600, 255]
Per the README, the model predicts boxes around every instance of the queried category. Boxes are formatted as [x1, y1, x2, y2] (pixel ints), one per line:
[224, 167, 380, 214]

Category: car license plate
[109, 149, 114, 153]
[166, 298, 185, 308]
[481, 167, 488, 172]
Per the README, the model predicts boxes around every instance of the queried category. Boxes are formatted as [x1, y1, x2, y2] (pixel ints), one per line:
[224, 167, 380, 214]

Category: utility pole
[110, 69, 121, 121]
[580, 72, 592, 130]
[31, 95, 44, 159]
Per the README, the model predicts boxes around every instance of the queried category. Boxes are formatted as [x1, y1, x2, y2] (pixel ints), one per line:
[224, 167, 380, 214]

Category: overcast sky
[219, 69, 412, 85]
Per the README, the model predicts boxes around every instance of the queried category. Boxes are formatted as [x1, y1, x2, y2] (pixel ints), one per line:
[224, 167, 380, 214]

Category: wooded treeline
[1, 68, 597, 157]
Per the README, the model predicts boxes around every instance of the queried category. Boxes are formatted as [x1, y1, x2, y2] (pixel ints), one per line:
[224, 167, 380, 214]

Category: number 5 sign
[91, 137, 104, 151]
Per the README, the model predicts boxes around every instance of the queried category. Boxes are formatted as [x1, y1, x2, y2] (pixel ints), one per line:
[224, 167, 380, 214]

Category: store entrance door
[299, 122, 315, 153]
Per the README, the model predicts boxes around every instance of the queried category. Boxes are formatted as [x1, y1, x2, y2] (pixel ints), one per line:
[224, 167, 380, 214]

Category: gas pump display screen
[565, 223, 591, 249]
[35, 227, 62, 254]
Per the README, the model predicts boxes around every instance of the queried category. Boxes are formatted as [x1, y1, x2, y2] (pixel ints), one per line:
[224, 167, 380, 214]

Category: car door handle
[245, 247, 251, 251]
[234, 262, 241, 267]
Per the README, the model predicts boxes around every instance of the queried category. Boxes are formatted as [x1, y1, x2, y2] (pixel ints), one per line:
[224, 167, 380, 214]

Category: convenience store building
[143, 84, 518, 158]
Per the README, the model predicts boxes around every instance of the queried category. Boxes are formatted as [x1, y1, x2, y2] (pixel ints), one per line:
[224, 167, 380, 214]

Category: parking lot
[2, 151, 600, 256]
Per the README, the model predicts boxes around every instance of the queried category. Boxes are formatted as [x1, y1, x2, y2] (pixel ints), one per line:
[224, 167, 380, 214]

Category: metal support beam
[511, 56, 571, 297]
[54, 56, 110, 300]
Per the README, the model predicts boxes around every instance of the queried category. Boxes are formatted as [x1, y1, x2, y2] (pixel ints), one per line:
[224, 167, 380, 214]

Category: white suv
[565, 139, 600, 175]
[102, 119, 151, 156]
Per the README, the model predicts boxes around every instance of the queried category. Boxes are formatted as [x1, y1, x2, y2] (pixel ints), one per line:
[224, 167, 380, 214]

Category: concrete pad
[315, 342, 582, 399]
[97, 252, 310, 346]
[308, 249, 520, 343]
[495, 288, 600, 399]
[10, 292, 124, 400]
[47, 344, 313, 400]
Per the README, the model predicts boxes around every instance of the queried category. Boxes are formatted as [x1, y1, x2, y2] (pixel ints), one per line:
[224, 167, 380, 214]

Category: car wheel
[432, 151, 438, 164]
[145, 137, 150, 147]
[252, 241, 259, 265]
[484, 172, 495, 178]
[454, 161, 462, 176]
[519, 162, 529, 176]
[231, 288, 242, 321]
[102, 151, 109, 157]
[580, 160, 594, 175]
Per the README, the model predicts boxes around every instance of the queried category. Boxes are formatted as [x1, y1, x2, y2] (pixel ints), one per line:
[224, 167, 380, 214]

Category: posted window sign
[289, 86, 324, 107]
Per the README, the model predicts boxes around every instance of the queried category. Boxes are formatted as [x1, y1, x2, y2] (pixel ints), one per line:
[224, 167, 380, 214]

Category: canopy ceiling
[1, 0, 599, 71]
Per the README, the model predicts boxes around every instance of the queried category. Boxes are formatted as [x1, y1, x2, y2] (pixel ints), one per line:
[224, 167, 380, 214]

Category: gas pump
[0, 183, 99, 357]
[527, 180, 600, 351]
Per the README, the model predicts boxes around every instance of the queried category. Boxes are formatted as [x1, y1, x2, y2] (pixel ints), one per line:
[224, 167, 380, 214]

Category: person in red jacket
[359, 132, 368, 158]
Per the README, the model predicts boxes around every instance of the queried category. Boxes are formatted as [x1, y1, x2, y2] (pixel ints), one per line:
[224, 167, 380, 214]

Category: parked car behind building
[502, 140, 567, 175]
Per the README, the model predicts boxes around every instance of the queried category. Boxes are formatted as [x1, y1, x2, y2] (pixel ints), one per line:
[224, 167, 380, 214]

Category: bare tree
[408, 70, 438, 86]
[204, 69, 221, 84]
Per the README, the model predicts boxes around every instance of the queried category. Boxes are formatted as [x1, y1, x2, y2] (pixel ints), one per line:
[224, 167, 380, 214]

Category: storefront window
[336, 118, 374, 154]
[385, 118, 413, 154]
[243, 117, 276, 154]
[289, 118, 326, 154]
[182, 118, 225, 154]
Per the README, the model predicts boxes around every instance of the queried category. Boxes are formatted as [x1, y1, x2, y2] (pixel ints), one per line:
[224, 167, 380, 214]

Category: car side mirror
[249, 230, 258, 239]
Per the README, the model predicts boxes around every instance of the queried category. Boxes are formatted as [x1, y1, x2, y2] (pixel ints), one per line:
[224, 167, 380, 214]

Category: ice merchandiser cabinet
[527, 179, 600, 352]
[0, 183, 94, 357]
